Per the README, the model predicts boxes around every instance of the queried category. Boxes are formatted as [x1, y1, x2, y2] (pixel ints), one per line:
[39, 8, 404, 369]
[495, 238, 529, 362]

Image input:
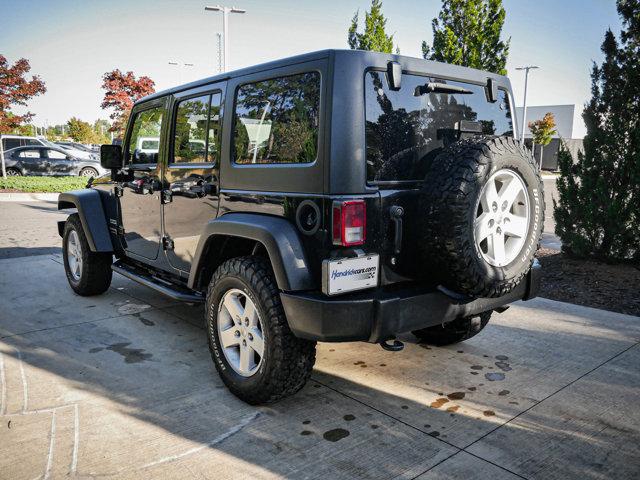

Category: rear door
[363, 70, 515, 280]
[17, 148, 49, 175]
[162, 84, 225, 273]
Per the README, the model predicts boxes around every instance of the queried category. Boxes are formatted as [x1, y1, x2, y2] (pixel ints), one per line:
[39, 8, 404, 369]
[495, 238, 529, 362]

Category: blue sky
[0, 0, 622, 126]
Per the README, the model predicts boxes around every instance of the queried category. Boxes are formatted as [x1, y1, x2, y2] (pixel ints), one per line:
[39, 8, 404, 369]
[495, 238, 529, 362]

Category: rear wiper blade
[415, 82, 473, 96]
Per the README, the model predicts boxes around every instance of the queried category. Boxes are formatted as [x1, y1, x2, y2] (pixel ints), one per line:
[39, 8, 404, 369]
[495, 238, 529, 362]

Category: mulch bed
[536, 248, 640, 317]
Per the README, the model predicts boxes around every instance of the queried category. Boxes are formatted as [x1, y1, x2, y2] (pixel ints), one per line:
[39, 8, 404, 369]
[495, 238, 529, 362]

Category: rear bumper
[281, 260, 541, 343]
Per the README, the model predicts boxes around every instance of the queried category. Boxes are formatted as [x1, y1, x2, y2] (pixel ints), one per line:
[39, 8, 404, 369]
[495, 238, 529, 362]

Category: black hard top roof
[137, 49, 510, 106]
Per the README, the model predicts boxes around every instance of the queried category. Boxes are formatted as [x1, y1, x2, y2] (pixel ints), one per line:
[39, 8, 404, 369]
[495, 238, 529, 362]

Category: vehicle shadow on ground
[1, 290, 638, 478]
[0, 246, 62, 259]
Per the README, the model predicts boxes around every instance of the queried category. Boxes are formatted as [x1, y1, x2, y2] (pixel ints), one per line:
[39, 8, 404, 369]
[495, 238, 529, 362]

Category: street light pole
[204, 5, 246, 72]
[515, 65, 539, 144]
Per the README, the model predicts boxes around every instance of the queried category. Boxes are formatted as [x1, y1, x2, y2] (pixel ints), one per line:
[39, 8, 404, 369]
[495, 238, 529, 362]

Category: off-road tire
[413, 311, 492, 346]
[419, 136, 544, 297]
[62, 213, 113, 295]
[206, 256, 316, 405]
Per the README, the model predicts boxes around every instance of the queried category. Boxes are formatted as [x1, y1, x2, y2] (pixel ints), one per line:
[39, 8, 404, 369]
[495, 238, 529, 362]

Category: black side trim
[188, 213, 314, 292]
[58, 189, 113, 252]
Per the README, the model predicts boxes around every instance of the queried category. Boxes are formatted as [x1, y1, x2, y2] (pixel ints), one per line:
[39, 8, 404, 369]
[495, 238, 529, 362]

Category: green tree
[528, 112, 556, 166]
[66, 117, 94, 143]
[348, 0, 396, 53]
[554, 0, 640, 262]
[422, 0, 510, 75]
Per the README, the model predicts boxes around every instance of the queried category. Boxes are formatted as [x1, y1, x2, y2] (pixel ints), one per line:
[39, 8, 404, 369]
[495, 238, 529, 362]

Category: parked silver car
[2, 146, 108, 177]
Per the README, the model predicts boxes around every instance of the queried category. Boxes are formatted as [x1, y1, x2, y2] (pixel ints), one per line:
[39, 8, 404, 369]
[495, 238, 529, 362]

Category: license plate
[322, 254, 379, 296]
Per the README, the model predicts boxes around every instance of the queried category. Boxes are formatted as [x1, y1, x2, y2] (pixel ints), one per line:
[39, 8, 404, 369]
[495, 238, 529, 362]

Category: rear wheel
[206, 256, 316, 404]
[413, 311, 492, 346]
[63, 214, 113, 296]
[80, 167, 98, 178]
[5, 168, 21, 176]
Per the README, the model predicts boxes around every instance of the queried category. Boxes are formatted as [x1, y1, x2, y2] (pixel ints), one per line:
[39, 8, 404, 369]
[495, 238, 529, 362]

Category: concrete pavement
[0, 200, 67, 259]
[1, 253, 639, 479]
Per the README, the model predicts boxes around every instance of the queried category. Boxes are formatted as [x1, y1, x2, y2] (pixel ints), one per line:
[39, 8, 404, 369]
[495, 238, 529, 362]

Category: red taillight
[332, 200, 366, 246]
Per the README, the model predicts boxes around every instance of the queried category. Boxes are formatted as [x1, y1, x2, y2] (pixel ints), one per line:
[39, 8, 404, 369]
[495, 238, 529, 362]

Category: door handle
[390, 205, 404, 255]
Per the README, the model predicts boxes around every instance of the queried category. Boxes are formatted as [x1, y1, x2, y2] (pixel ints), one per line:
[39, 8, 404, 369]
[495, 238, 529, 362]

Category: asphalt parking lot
[1, 196, 639, 479]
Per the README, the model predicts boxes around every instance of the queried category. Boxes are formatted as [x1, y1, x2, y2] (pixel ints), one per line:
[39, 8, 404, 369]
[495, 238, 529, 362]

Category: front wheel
[63, 214, 113, 295]
[206, 256, 316, 404]
[5, 168, 21, 176]
[413, 311, 492, 346]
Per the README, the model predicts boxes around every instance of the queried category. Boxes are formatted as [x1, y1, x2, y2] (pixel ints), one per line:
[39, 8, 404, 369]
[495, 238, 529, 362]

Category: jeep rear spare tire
[420, 136, 543, 298]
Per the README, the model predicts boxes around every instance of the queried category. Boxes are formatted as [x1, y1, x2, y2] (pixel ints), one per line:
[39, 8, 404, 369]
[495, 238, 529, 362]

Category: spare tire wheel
[419, 136, 544, 298]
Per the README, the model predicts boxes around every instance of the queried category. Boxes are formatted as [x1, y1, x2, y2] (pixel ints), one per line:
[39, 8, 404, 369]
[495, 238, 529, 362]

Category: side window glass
[233, 72, 320, 165]
[127, 106, 164, 164]
[172, 92, 222, 165]
[4, 139, 20, 150]
[208, 92, 222, 164]
[173, 95, 209, 164]
[19, 150, 40, 158]
[47, 150, 67, 160]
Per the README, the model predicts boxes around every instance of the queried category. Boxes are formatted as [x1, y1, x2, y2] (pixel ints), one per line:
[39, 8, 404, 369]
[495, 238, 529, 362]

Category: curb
[0, 192, 60, 202]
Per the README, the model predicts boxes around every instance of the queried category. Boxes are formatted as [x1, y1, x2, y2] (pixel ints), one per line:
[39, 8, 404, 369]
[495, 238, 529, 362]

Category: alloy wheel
[66, 230, 83, 281]
[474, 169, 530, 267]
[217, 288, 265, 377]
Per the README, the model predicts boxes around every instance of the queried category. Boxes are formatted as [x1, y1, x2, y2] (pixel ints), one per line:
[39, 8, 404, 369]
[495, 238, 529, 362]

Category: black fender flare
[58, 189, 113, 252]
[188, 213, 314, 292]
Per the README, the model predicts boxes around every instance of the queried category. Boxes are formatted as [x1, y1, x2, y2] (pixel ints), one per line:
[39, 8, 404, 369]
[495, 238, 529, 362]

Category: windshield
[365, 71, 513, 184]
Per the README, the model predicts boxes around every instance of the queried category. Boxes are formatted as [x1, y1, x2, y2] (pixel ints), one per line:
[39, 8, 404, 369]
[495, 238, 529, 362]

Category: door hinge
[114, 185, 123, 197]
[162, 236, 174, 251]
[162, 190, 172, 204]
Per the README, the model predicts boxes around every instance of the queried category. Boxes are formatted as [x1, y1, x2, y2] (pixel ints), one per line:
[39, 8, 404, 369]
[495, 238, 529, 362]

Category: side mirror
[100, 144, 122, 169]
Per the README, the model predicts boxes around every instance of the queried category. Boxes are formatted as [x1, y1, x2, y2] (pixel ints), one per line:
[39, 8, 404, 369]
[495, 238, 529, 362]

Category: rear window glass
[365, 71, 513, 183]
[233, 72, 320, 165]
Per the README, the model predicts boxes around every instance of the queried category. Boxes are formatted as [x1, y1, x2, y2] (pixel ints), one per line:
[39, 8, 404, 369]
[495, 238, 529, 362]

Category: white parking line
[139, 411, 260, 470]
[44, 410, 57, 480]
[17, 348, 28, 413]
[71, 404, 79, 474]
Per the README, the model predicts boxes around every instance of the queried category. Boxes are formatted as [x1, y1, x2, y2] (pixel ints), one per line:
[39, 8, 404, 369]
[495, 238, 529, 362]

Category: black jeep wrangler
[58, 50, 543, 404]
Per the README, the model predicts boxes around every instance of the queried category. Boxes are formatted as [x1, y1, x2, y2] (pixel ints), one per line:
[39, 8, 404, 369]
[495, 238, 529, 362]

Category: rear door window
[365, 71, 513, 183]
[172, 92, 222, 165]
[233, 72, 320, 165]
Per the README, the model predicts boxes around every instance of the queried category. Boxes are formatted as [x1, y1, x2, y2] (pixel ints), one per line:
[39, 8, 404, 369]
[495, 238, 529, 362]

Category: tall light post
[515, 65, 539, 144]
[204, 5, 246, 72]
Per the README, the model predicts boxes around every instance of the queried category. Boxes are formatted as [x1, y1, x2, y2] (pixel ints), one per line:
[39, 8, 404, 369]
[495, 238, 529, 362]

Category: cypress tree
[554, 0, 640, 261]
[422, 0, 510, 75]
[348, 0, 396, 54]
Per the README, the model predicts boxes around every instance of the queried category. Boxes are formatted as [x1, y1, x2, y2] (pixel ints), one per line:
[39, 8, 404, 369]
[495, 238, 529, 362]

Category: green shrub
[554, 2, 640, 263]
[0, 176, 87, 193]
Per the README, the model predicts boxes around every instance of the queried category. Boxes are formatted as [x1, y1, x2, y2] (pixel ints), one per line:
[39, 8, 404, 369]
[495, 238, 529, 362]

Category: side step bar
[112, 261, 204, 303]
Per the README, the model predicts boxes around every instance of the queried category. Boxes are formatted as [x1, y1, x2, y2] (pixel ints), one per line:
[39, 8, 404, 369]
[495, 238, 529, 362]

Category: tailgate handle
[390, 205, 404, 255]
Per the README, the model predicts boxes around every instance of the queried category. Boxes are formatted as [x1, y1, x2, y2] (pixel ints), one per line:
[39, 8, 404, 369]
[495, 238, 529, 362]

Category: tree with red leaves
[100, 69, 155, 136]
[0, 55, 46, 133]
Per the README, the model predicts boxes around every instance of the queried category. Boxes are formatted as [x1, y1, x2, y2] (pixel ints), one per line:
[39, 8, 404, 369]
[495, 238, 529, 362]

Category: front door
[118, 101, 166, 261]
[163, 86, 224, 273]
[45, 149, 75, 175]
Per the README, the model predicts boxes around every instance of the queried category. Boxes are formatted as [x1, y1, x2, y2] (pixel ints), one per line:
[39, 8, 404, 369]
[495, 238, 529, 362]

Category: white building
[514, 104, 586, 170]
